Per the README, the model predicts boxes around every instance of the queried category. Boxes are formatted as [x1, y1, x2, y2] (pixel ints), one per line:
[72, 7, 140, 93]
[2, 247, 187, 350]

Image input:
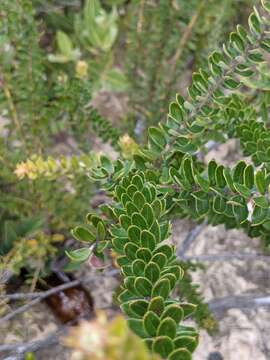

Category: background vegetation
[1, 0, 270, 359]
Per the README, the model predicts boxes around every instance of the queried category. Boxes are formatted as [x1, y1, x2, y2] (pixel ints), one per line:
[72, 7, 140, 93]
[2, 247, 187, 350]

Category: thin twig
[177, 220, 207, 257]
[179, 253, 270, 262]
[208, 294, 270, 312]
[0, 292, 43, 301]
[169, 0, 206, 75]
[0, 279, 81, 325]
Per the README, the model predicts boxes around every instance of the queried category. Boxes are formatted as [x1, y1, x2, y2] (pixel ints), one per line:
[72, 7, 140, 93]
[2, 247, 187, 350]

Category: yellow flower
[27, 239, 38, 247]
[14, 160, 37, 179]
[76, 61, 88, 78]
[118, 134, 139, 159]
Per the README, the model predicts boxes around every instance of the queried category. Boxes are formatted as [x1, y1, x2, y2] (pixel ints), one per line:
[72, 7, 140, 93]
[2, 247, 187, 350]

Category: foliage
[0, 0, 121, 276]
[69, 1, 270, 357]
[123, 0, 255, 132]
[15, 153, 97, 181]
[2, 232, 64, 276]
[64, 313, 161, 360]
[48, 0, 128, 92]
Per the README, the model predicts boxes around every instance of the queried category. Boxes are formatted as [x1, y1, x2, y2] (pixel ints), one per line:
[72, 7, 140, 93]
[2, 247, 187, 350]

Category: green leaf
[71, 226, 95, 243]
[148, 296, 165, 316]
[223, 169, 235, 192]
[95, 240, 109, 253]
[135, 277, 152, 296]
[56, 30, 73, 56]
[65, 247, 92, 262]
[157, 317, 177, 339]
[145, 262, 160, 283]
[124, 242, 139, 260]
[151, 253, 167, 269]
[180, 303, 197, 319]
[152, 278, 171, 299]
[244, 165, 254, 189]
[183, 157, 194, 184]
[132, 175, 144, 189]
[120, 214, 131, 230]
[100, 155, 113, 174]
[154, 244, 173, 260]
[132, 212, 148, 230]
[127, 225, 141, 244]
[128, 319, 146, 338]
[248, 52, 264, 63]
[234, 183, 251, 198]
[174, 336, 198, 353]
[143, 311, 160, 337]
[248, 12, 261, 34]
[124, 276, 137, 293]
[223, 76, 240, 90]
[152, 199, 163, 218]
[160, 222, 170, 241]
[255, 170, 266, 194]
[150, 220, 161, 242]
[112, 237, 127, 254]
[162, 265, 183, 281]
[153, 336, 174, 358]
[141, 203, 155, 226]
[142, 186, 152, 203]
[253, 196, 269, 208]
[132, 259, 146, 276]
[121, 301, 138, 318]
[118, 289, 135, 303]
[169, 348, 191, 360]
[161, 304, 184, 323]
[161, 273, 177, 290]
[195, 174, 209, 192]
[230, 32, 245, 52]
[115, 185, 125, 201]
[215, 165, 226, 188]
[213, 196, 226, 214]
[252, 205, 268, 225]
[232, 201, 248, 224]
[262, 0, 270, 13]
[169, 102, 184, 122]
[121, 265, 133, 277]
[141, 230, 156, 251]
[208, 160, 217, 185]
[233, 161, 246, 184]
[149, 127, 167, 150]
[116, 255, 129, 267]
[133, 191, 146, 209]
[126, 201, 138, 216]
[129, 299, 149, 317]
[136, 248, 152, 262]
[127, 184, 138, 198]
[97, 222, 106, 241]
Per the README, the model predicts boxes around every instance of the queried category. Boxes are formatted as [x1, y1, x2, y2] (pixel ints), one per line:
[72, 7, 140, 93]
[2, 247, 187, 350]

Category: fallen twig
[0, 292, 42, 301]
